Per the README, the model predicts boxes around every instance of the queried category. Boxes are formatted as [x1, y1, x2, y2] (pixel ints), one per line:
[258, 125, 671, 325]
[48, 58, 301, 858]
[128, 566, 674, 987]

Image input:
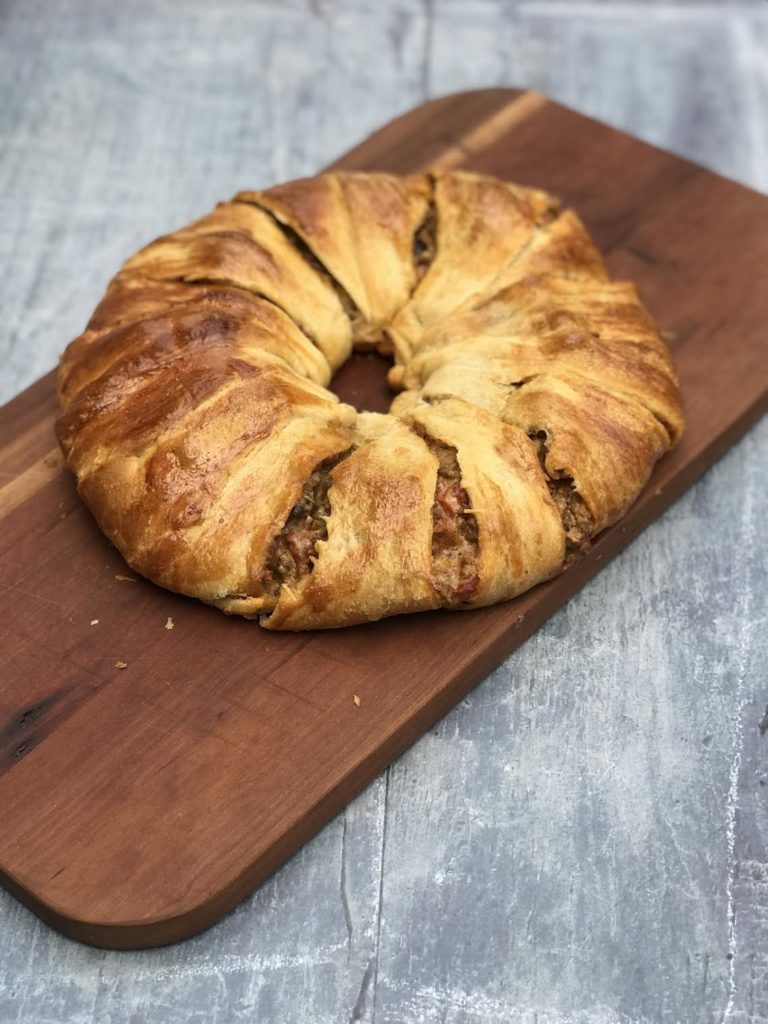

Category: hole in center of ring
[329, 349, 397, 414]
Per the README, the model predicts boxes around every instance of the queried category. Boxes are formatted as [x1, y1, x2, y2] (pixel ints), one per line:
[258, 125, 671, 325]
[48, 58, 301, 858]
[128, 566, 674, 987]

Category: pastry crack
[527, 428, 593, 560]
[259, 448, 355, 608]
[235, 198, 366, 341]
[412, 426, 480, 606]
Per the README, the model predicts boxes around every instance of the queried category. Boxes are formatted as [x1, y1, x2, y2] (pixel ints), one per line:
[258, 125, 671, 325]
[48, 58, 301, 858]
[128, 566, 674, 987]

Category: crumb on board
[165, 617, 174, 631]
[353, 694, 361, 707]
[90, 619, 99, 626]
[662, 585, 670, 593]
[114, 574, 136, 582]
[115, 661, 128, 670]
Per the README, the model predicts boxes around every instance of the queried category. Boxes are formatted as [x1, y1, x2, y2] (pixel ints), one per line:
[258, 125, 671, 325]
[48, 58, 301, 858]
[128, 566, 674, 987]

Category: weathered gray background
[1, 0, 766, 1021]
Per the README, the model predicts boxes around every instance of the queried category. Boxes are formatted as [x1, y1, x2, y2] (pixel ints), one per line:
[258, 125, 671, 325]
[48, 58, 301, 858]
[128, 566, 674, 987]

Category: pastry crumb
[165, 617, 174, 630]
[90, 618, 99, 626]
[353, 694, 361, 707]
[114, 574, 136, 583]
[115, 661, 128, 670]
[662, 585, 669, 593]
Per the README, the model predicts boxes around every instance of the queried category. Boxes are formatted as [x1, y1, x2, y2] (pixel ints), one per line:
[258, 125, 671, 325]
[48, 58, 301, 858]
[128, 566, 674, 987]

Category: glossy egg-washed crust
[56, 170, 684, 630]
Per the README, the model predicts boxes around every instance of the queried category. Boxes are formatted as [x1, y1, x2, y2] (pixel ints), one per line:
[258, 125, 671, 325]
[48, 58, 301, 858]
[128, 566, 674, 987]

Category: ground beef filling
[549, 480, 593, 557]
[420, 435, 480, 605]
[260, 450, 352, 601]
[413, 203, 437, 283]
[528, 429, 593, 560]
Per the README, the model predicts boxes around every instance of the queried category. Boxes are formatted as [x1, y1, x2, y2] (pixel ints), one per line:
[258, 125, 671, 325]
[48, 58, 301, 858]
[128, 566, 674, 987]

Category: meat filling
[260, 450, 352, 601]
[412, 202, 437, 283]
[528, 428, 593, 559]
[419, 432, 480, 605]
[549, 479, 593, 556]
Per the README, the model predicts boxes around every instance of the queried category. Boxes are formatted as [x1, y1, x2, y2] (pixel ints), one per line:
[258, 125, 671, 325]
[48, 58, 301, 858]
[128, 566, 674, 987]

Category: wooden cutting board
[1, 89, 766, 950]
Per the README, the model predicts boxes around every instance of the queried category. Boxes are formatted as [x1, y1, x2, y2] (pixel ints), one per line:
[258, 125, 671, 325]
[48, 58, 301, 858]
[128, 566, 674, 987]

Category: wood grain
[0, 87, 765, 952]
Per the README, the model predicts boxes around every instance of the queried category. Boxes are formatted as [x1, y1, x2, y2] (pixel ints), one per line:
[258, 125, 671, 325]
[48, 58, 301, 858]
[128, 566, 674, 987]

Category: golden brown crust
[467, 208, 610, 299]
[403, 274, 683, 441]
[56, 170, 684, 630]
[120, 202, 352, 368]
[236, 175, 371, 330]
[59, 285, 331, 406]
[237, 172, 431, 344]
[401, 399, 566, 607]
[263, 414, 441, 629]
[60, 353, 356, 613]
[338, 172, 430, 335]
[387, 170, 560, 363]
[501, 373, 670, 532]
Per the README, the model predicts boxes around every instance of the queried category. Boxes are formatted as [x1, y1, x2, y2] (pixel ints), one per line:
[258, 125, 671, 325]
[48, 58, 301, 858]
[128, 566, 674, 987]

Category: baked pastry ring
[56, 170, 684, 630]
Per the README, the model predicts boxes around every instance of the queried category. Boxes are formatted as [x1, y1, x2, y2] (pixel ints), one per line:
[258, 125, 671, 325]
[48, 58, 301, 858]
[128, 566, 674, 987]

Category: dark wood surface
[0, 88, 765, 950]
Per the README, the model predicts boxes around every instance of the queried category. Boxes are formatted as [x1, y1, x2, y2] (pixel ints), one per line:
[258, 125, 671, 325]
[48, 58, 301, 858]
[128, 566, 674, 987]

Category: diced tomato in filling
[433, 481, 468, 547]
[454, 574, 481, 598]
[285, 522, 323, 568]
[422, 437, 480, 605]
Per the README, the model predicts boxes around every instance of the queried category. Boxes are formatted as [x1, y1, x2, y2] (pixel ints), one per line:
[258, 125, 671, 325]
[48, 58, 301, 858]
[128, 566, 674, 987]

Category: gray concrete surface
[0, 1, 766, 1021]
